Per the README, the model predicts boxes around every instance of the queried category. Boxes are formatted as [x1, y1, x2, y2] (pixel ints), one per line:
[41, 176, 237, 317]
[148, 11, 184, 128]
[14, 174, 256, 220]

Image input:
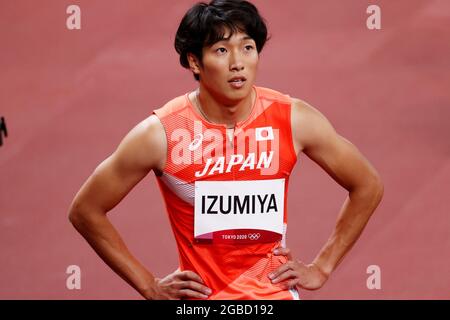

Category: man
[69, 0, 383, 300]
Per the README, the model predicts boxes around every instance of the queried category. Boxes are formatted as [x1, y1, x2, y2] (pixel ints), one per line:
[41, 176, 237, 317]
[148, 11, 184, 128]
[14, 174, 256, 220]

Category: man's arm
[269, 99, 384, 290]
[68, 115, 211, 299]
[68, 115, 166, 298]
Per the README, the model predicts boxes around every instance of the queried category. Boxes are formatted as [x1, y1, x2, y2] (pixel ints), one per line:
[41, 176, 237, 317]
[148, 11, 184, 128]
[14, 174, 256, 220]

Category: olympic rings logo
[248, 233, 261, 241]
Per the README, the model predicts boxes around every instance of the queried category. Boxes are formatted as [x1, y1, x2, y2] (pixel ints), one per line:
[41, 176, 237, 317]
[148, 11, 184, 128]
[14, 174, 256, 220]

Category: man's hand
[148, 270, 212, 300]
[268, 247, 329, 291]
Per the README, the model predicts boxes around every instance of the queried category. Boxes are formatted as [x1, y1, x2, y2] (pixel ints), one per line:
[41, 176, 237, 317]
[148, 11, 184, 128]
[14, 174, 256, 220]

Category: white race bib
[194, 179, 285, 244]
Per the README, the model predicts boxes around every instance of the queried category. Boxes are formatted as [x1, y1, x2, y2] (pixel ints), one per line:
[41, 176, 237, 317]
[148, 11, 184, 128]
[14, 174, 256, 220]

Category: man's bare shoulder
[291, 98, 328, 124]
[113, 114, 167, 173]
[290, 97, 336, 154]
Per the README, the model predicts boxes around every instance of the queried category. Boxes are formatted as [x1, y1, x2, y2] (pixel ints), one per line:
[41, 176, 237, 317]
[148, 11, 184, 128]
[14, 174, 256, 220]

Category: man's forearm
[69, 208, 158, 299]
[312, 182, 384, 276]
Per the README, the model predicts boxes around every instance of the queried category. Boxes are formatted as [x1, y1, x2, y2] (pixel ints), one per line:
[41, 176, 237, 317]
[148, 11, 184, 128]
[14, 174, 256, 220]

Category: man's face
[194, 30, 259, 104]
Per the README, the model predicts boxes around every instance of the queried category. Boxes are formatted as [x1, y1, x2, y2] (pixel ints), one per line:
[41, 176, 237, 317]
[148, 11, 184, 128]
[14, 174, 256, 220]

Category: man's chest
[169, 122, 283, 180]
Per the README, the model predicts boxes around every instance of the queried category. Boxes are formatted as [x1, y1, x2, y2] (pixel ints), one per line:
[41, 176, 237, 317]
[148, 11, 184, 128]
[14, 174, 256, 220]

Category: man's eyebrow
[216, 35, 254, 43]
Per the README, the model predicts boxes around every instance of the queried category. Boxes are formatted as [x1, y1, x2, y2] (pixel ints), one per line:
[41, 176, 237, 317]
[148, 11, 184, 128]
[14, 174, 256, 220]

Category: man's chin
[225, 86, 253, 103]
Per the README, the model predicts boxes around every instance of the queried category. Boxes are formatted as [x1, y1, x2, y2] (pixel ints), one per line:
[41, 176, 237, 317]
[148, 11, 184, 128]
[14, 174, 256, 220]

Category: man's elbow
[371, 171, 384, 198]
[362, 173, 384, 204]
[68, 200, 84, 227]
[351, 172, 384, 202]
[68, 199, 97, 228]
[68, 197, 108, 229]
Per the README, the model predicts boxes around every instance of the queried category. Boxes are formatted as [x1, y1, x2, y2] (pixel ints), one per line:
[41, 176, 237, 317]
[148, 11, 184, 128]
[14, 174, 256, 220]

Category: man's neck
[196, 85, 255, 128]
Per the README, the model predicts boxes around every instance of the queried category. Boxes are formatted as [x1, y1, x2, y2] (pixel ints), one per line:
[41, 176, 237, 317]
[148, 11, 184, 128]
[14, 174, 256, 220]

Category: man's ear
[187, 53, 201, 76]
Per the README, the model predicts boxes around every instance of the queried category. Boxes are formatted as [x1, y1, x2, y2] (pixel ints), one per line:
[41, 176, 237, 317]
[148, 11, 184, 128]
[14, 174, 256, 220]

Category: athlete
[69, 0, 384, 300]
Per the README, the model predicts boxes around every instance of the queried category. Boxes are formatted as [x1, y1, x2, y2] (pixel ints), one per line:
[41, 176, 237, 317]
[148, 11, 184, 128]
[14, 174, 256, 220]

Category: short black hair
[174, 0, 269, 81]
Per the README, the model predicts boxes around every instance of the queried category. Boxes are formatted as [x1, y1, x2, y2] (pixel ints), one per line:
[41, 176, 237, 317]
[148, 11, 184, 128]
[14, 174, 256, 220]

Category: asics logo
[188, 133, 203, 151]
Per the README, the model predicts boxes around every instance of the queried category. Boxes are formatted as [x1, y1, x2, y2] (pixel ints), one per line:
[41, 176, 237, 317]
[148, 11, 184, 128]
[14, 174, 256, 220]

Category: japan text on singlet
[153, 86, 299, 300]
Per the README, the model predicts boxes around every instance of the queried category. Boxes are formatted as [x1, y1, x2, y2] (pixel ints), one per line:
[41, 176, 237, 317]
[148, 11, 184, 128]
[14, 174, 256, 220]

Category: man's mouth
[228, 76, 247, 83]
[228, 76, 247, 88]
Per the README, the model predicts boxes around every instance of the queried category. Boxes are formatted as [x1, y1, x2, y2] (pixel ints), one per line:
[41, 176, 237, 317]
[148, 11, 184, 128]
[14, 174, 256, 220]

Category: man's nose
[229, 52, 244, 71]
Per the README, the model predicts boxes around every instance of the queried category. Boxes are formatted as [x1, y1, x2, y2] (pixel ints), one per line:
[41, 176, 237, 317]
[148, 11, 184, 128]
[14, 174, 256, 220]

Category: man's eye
[216, 48, 227, 53]
[245, 45, 255, 51]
